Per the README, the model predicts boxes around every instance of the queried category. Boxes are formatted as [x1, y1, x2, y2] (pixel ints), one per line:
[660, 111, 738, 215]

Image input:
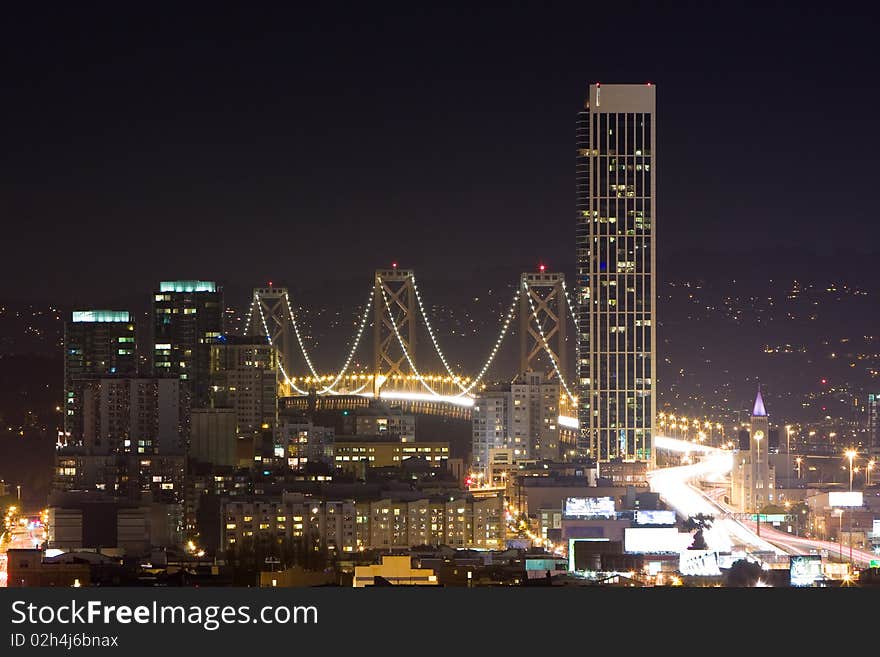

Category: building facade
[512, 370, 562, 461]
[63, 310, 137, 443]
[576, 83, 656, 463]
[153, 280, 224, 408]
[209, 335, 278, 438]
[472, 386, 515, 473]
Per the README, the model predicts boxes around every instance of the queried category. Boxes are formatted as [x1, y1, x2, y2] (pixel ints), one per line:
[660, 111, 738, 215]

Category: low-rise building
[353, 555, 437, 587]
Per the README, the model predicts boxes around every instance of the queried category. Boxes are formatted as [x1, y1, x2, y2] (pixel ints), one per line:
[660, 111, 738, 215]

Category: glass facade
[576, 84, 656, 462]
[159, 280, 217, 293]
[153, 282, 224, 407]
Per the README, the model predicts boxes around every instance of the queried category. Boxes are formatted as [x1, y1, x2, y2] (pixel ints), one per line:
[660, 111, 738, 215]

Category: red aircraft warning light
[539, 264, 546, 273]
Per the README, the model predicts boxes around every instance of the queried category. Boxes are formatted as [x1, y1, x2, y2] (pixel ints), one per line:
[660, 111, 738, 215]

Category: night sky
[2, 3, 878, 305]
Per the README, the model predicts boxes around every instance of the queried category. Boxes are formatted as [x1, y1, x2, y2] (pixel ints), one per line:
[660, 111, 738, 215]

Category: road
[650, 437, 789, 558]
[0, 510, 44, 587]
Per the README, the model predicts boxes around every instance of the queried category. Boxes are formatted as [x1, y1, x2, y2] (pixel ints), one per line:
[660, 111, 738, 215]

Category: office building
[63, 310, 136, 444]
[153, 280, 224, 407]
[512, 370, 562, 461]
[472, 386, 515, 473]
[576, 83, 656, 463]
[209, 335, 278, 438]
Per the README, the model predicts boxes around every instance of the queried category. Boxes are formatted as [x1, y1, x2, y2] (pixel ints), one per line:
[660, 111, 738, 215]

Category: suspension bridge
[243, 266, 580, 426]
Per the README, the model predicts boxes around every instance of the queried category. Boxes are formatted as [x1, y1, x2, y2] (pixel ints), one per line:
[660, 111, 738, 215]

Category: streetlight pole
[868, 460, 875, 487]
[786, 425, 792, 484]
[845, 449, 857, 492]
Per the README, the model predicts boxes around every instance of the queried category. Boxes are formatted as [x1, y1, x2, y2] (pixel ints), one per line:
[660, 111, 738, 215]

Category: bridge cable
[453, 287, 521, 396]
[377, 275, 443, 397]
[255, 292, 309, 394]
[410, 274, 472, 393]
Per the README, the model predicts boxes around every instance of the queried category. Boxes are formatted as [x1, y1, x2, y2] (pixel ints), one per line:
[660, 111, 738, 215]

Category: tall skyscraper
[63, 310, 137, 443]
[152, 280, 224, 407]
[576, 83, 656, 463]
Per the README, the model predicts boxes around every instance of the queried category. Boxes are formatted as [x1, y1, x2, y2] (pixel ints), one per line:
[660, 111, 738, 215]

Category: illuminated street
[649, 437, 789, 559]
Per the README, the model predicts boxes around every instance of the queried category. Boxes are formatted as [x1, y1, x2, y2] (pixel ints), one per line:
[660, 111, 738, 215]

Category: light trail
[650, 437, 788, 558]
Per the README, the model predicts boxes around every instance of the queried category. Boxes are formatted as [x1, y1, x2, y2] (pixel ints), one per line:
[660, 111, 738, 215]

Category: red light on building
[539, 264, 546, 273]
[391, 261, 398, 269]
[268, 281, 273, 287]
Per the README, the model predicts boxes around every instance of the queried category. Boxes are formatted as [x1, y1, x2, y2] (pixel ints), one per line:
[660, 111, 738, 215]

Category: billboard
[567, 538, 611, 572]
[624, 527, 691, 554]
[634, 510, 677, 526]
[873, 519, 880, 537]
[789, 555, 823, 587]
[525, 558, 567, 572]
[679, 550, 721, 576]
[828, 491, 863, 507]
[564, 496, 616, 518]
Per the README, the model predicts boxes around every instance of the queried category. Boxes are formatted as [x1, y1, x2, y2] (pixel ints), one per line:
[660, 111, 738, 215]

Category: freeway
[649, 437, 789, 558]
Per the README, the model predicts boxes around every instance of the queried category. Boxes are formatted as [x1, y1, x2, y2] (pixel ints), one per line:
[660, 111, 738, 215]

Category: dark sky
[2, 2, 878, 305]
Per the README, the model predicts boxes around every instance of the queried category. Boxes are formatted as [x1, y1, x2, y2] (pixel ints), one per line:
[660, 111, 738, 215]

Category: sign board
[564, 497, 616, 518]
[790, 555, 823, 587]
[679, 550, 721, 576]
[634, 510, 677, 526]
[750, 514, 788, 523]
[828, 491, 863, 507]
[624, 527, 691, 554]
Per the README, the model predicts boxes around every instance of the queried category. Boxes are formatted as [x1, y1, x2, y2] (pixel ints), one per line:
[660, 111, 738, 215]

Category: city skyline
[3, 3, 880, 599]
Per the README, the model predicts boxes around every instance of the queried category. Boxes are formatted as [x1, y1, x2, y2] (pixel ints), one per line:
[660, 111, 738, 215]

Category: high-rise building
[81, 377, 184, 455]
[55, 376, 186, 501]
[472, 386, 515, 473]
[472, 372, 563, 472]
[576, 83, 656, 463]
[63, 310, 137, 443]
[511, 370, 561, 461]
[152, 280, 224, 407]
[209, 335, 278, 439]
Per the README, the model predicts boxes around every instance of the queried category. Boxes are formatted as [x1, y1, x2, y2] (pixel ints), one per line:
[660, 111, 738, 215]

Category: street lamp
[795, 456, 803, 480]
[845, 449, 857, 492]
[785, 425, 793, 485]
[754, 430, 764, 534]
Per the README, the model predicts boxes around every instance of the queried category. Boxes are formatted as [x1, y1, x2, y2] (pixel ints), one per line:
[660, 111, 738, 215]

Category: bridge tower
[246, 286, 294, 384]
[373, 268, 417, 395]
[519, 270, 567, 381]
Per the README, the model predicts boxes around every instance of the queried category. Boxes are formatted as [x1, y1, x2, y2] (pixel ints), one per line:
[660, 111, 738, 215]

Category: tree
[684, 513, 714, 532]
[688, 529, 708, 550]
[725, 559, 763, 587]
[684, 513, 713, 549]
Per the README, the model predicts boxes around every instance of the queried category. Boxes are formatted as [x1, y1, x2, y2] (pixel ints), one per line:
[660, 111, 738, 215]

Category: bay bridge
[243, 266, 580, 427]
